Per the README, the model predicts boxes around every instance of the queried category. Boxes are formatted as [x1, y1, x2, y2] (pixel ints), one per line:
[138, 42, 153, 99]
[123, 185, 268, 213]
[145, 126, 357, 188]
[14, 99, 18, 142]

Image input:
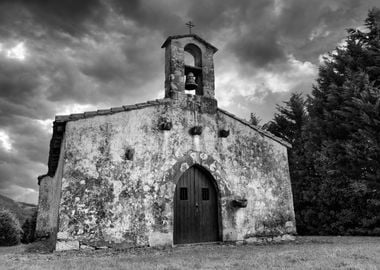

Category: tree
[264, 93, 307, 144]
[265, 8, 380, 235]
[22, 210, 37, 244]
[0, 208, 23, 246]
[249, 113, 262, 126]
[303, 8, 380, 235]
[264, 93, 313, 234]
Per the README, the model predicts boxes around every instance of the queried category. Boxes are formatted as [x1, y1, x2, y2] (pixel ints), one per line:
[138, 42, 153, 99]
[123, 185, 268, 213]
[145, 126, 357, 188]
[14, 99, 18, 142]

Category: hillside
[0, 194, 37, 224]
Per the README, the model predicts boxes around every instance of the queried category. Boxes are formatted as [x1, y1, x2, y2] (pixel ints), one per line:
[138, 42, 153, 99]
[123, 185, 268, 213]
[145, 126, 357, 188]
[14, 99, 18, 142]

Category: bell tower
[161, 34, 218, 101]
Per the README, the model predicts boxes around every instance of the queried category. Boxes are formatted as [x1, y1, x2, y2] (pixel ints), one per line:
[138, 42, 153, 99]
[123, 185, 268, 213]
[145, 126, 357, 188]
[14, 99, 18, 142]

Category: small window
[202, 188, 209, 200]
[180, 188, 188, 200]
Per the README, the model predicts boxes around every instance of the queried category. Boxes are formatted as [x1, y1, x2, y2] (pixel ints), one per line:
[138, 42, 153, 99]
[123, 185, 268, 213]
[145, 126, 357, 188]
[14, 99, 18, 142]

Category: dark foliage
[263, 93, 312, 234]
[265, 8, 380, 235]
[249, 113, 262, 126]
[21, 210, 37, 244]
[0, 208, 23, 246]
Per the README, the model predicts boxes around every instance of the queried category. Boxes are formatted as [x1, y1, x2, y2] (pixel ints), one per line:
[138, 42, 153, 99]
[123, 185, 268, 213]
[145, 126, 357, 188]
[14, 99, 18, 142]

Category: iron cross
[185, 21, 195, 34]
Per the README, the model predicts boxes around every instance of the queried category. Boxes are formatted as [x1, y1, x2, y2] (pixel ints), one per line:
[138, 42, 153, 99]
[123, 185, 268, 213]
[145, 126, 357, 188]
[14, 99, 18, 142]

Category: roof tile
[55, 115, 70, 122]
[84, 111, 98, 118]
[111, 106, 124, 113]
[69, 113, 85, 120]
[97, 109, 111, 115]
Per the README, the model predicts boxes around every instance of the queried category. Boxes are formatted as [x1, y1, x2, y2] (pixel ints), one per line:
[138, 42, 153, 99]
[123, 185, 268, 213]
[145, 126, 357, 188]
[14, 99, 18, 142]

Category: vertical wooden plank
[194, 166, 200, 243]
[199, 167, 219, 243]
[174, 166, 219, 244]
[187, 167, 193, 243]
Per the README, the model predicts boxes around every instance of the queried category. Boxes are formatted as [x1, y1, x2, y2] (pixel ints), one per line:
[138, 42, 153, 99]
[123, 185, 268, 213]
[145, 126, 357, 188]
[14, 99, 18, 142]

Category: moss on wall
[55, 101, 295, 249]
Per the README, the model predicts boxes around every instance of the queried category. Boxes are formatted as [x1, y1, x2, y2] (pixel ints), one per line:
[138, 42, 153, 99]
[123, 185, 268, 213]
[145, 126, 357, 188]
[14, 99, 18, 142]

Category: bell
[185, 72, 198, 90]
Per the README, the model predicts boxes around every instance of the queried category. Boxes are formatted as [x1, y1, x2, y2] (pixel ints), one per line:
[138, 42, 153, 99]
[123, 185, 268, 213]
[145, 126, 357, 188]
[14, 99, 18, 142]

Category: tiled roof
[55, 99, 172, 122]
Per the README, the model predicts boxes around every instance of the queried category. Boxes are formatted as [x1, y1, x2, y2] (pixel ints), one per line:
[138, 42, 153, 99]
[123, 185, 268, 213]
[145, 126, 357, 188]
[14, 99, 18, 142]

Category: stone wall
[35, 135, 65, 248]
[52, 96, 295, 250]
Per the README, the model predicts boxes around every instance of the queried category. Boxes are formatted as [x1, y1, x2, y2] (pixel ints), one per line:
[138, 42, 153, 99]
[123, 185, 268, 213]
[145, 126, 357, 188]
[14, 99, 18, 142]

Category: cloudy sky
[0, 0, 378, 204]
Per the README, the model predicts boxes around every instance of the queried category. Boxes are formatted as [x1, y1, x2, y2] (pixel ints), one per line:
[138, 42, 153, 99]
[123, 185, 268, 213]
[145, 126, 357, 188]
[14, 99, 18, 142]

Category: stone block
[148, 232, 172, 247]
[80, 243, 95, 250]
[245, 237, 258, 244]
[281, 234, 296, 241]
[273, 236, 282, 243]
[285, 221, 295, 233]
[56, 240, 79, 251]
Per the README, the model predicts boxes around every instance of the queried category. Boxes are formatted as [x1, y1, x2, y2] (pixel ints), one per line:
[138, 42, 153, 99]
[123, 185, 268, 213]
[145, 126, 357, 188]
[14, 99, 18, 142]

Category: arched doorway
[173, 165, 220, 244]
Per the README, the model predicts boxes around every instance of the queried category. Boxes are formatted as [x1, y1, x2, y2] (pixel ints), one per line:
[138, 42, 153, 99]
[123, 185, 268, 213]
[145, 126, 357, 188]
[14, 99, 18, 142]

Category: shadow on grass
[24, 240, 54, 254]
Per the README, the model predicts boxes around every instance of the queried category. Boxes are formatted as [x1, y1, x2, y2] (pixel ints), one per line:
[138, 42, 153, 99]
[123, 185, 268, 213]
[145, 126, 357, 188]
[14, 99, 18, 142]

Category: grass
[0, 237, 379, 270]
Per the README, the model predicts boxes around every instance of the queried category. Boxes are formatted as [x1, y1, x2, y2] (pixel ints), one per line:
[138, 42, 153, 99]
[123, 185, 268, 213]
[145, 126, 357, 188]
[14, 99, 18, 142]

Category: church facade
[36, 34, 296, 251]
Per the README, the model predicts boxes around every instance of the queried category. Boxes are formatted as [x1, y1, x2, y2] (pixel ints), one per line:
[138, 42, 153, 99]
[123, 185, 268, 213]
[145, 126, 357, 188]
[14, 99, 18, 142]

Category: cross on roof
[185, 21, 195, 34]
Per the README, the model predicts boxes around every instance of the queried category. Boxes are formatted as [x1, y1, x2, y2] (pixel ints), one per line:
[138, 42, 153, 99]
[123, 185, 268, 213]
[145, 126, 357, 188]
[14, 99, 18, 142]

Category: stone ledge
[244, 234, 296, 245]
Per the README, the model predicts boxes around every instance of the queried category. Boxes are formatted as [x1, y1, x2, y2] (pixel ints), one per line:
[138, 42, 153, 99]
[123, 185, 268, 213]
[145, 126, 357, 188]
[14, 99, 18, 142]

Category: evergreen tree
[303, 8, 380, 235]
[264, 93, 315, 234]
[249, 113, 262, 126]
[265, 8, 380, 235]
[265, 93, 307, 144]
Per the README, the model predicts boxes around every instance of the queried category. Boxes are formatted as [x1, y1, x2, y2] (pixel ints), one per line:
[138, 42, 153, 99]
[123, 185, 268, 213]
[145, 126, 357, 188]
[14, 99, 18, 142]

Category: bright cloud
[6, 42, 27, 60]
[0, 130, 12, 152]
[216, 54, 317, 107]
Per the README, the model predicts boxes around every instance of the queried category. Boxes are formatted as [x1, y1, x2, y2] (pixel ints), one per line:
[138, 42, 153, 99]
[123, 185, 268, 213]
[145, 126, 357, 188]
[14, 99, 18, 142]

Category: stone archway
[162, 151, 232, 245]
[173, 165, 220, 244]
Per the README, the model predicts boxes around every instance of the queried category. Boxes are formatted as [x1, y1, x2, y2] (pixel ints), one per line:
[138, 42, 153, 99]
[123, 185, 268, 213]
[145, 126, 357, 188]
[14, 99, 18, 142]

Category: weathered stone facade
[36, 34, 296, 251]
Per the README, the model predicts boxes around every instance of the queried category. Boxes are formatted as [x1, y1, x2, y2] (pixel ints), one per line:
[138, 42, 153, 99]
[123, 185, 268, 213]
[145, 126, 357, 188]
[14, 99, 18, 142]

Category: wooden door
[174, 166, 219, 244]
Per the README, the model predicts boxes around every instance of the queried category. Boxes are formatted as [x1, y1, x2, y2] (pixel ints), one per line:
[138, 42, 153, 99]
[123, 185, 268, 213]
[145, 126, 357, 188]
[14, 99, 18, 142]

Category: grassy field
[0, 237, 379, 270]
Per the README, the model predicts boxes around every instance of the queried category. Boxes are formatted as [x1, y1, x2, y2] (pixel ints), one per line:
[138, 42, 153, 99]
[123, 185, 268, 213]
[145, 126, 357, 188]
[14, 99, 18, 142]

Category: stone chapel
[36, 33, 296, 251]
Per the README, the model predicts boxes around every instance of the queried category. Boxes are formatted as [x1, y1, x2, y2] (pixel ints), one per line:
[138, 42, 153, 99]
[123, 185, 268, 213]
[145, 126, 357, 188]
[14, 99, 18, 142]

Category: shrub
[0, 208, 23, 246]
[21, 210, 37, 244]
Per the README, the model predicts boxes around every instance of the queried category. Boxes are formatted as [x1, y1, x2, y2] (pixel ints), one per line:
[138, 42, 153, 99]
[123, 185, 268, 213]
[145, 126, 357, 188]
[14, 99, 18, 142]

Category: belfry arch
[184, 43, 203, 95]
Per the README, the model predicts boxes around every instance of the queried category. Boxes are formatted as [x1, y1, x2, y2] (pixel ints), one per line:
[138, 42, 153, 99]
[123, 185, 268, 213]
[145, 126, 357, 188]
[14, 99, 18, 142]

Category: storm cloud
[0, 0, 378, 203]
